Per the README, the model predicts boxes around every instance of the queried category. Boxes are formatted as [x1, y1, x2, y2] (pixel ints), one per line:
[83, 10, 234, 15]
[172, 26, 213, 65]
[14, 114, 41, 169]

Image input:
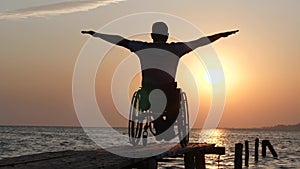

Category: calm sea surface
[0, 126, 299, 168]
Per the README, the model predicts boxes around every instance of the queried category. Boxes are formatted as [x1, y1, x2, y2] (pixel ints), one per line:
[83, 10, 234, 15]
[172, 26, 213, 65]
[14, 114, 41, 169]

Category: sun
[203, 68, 226, 85]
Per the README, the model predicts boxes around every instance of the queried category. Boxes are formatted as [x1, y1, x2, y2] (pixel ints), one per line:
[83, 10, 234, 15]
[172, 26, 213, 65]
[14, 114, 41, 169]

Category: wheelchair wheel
[128, 91, 143, 146]
[178, 91, 189, 147]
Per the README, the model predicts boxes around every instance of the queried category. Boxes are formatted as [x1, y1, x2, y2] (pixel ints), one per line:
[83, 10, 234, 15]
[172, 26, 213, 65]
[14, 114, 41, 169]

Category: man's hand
[81, 30, 95, 35]
[221, 30, 239, 38]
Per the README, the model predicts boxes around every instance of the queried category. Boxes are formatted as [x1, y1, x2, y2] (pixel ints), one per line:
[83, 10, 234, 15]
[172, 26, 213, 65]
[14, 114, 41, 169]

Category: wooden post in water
[255, 138, 259, 162]
[195, 152, 205, 169]
[262, 140, 278, 158]
[245, 140, 249, 167]
[262, 140, 267, 157]
[136, 158, 157, 169]
[234, 143, 243, 169]
[267, 141, 278, 158]
[184, 152, 195, 169]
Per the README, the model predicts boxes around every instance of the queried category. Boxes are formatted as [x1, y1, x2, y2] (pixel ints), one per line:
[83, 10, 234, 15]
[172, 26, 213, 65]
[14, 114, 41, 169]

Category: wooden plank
[0, 143, 216, 169]
[203, 147, 225, 155]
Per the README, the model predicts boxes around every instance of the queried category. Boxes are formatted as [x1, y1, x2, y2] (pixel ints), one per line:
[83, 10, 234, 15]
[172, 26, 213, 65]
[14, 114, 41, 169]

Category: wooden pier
[0, 143, 225, 169]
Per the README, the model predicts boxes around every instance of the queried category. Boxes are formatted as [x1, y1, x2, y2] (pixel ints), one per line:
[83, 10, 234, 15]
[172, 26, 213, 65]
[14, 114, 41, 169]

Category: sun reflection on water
[190, 129, 228, 147]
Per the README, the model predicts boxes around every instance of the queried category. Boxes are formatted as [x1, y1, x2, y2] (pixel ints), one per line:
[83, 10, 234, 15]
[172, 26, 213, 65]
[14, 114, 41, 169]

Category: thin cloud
[0, 0, 126, 20]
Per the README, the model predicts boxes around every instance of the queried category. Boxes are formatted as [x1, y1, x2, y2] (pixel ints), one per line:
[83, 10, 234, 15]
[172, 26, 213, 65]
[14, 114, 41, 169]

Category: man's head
[151, 22, 169, 42]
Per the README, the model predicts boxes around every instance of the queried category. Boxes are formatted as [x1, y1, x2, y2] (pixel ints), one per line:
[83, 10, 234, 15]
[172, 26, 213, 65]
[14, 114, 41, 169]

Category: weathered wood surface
[0, 143, 216, 169]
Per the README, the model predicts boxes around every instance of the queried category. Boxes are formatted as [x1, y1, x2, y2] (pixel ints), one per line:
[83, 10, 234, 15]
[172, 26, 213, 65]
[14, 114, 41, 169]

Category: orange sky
[0, 0, 299, 128]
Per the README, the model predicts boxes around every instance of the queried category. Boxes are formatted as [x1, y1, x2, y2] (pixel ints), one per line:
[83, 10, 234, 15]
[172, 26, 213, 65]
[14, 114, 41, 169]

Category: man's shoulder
[127, 40, 149, 52]
[128, 40, 145, 45]
[168, 42, 186, 45]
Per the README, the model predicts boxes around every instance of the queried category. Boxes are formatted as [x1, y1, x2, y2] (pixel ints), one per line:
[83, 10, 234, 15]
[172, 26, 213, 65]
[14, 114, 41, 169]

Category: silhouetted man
[82, 22, 238, 140]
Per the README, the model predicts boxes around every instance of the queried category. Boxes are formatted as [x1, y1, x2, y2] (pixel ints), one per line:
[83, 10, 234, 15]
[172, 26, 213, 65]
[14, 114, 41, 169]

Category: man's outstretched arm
[81, 30, 130, 48]
[185, 30, 239, 50]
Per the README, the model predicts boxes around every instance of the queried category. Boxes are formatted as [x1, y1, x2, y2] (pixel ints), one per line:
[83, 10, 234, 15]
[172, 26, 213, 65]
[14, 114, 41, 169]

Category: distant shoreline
[1, 123, 299, 131]
[259, 123, 300, 131]
[220, 123, 300, 131]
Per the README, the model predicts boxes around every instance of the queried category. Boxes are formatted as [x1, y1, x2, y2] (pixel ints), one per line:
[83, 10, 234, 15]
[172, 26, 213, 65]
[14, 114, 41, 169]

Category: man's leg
[139, 87, 151, 111]
[153, 115, 167, 141]
[160, 88, 180, 141]
[153, 85, 180, 141]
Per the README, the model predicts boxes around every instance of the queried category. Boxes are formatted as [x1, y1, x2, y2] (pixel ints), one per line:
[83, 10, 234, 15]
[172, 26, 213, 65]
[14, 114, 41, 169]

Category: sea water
[0, 126, 299, 168]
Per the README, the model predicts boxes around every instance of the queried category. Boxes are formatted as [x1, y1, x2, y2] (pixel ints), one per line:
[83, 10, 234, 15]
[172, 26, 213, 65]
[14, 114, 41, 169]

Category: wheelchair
[128, 87, 189, 148]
